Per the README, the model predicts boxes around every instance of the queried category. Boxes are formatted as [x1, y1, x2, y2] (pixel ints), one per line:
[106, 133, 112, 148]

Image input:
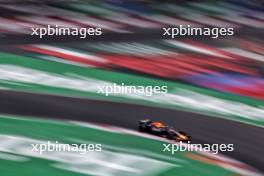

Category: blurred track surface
[0, 89, 263, 173]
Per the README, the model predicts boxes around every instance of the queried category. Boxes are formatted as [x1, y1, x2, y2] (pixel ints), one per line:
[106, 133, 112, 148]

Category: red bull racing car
[138, 119, 191, 142]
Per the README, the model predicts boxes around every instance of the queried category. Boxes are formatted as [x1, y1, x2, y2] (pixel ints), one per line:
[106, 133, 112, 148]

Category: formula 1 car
[138, 119, 191, 142]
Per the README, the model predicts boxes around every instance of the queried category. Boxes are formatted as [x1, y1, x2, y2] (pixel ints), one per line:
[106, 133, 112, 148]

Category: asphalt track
[0, 89, 264, 174]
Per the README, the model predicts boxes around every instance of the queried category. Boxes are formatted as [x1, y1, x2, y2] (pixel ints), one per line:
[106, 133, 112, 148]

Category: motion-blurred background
[0, 0, 263, 176]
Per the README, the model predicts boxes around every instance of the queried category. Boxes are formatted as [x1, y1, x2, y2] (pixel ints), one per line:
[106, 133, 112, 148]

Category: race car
[138, 119, 191, 142]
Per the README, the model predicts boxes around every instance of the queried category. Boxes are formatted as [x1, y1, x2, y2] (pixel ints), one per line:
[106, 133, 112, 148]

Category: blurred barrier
[17, 39, 264, 100]
[0, 0, 263, 35]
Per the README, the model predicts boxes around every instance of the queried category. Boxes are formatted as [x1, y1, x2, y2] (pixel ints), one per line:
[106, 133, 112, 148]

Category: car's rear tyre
[138, 126, 145, 132]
